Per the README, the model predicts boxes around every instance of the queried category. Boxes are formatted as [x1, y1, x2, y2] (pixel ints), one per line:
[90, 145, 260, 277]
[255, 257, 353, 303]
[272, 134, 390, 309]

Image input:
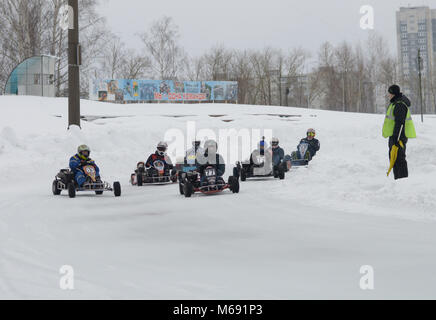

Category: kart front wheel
[184, 181, 193, 198]
[113, 182, 121, 197]
[233, 167, 239, 180]
[229, 176, 240, 194]
[240, 169, 247, 182]
[179, 182, 184, 195]
[52, 180, 61, 196]
[68, 183, 76, 198]
[137, 174, 143, 187]
[279, 166, 285, 180]
[95, 191, 104, 195]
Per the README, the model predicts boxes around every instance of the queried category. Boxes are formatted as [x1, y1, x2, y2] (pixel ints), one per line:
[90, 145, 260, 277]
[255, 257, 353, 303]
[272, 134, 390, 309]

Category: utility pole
[68, 0, 81, 128]
[342, 71, 346, 112]
[417, 49, 424, 123]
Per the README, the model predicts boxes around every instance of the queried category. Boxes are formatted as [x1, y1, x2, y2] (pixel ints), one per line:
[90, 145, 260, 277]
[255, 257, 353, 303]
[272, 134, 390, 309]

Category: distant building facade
[396, 6, 436, 113]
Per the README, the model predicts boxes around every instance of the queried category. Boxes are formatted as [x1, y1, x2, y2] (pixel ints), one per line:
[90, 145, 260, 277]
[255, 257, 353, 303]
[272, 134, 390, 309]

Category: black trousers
[388, 137, 408, 180]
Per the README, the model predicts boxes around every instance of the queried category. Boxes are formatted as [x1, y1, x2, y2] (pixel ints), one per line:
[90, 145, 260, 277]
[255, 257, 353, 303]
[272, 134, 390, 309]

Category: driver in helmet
[69, 145, 101, 187]
[185, 140, 204, 166]
[145, 141, 174, 173]
[298, 129, 320, 160]
[249, 137, 268, 167]
[268, 137, 285, 167]
[197, 140, 226, 184]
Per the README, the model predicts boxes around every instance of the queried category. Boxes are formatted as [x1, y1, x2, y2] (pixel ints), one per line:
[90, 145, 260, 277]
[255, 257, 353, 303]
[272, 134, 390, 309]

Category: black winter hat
[388, 85, 401, 96]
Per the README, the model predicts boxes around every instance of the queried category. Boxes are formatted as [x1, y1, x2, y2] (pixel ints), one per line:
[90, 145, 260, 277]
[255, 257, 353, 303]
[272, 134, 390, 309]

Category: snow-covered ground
[1, 96, 436, 299]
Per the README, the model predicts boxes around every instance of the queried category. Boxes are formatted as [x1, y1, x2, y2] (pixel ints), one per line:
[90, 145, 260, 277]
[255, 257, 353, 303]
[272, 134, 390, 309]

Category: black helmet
[193, 140, 201, 148]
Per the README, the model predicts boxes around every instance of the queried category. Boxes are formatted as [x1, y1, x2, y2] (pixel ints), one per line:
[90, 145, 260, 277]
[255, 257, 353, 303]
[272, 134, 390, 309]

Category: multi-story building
[396, 6, 436, 113]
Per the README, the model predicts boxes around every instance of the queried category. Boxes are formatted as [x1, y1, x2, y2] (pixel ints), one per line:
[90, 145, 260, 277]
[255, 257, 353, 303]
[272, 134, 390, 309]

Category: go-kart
[233, 153, 288, 181]
[52, 165, 121, 198]
[289, 143, 311, 167]
[131, 160, 178, 186]
[178, 166, 240, 198]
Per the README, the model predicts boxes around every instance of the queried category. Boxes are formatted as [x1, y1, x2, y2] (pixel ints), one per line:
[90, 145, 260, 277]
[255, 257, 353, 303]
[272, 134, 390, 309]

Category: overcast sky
[99, 0, 435, 58]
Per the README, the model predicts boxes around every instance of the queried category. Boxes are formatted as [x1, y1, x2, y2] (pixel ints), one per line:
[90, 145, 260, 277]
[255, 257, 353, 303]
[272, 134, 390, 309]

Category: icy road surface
[1, 96, 436, 299]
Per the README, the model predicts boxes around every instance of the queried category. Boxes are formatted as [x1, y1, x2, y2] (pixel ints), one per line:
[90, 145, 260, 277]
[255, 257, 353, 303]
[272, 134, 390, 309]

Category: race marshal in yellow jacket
[383, 85, 416, 180]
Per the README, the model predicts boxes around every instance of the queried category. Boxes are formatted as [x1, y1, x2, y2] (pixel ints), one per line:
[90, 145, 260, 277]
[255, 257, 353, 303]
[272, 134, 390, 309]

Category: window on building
[34, 74, 41, 85]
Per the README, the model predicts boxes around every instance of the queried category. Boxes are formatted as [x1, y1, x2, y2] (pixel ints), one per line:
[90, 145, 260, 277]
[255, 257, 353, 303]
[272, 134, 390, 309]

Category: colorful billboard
[90, 79, 238, 102]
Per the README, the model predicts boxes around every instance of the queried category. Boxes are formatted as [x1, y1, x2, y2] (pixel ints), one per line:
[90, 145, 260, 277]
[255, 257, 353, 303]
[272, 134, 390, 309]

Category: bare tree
[184, 55, 205, 81]
[201, 45, 234, 80]
[139, 16, 185, 80]
[101, 36, 125, 79]
[119, 50, 151, 79]
[316, 42, 341, 110]
[334, 41, 355, 112]
[230, 50, 254, 104]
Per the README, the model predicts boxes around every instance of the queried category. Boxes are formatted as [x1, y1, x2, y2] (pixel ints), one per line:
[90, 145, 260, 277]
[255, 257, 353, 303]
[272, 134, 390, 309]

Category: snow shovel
[387, 125, 404, 177]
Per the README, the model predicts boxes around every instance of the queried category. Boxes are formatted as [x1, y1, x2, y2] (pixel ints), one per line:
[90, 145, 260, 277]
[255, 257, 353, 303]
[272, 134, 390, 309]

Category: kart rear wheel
[233, 167, 239, 180]
[240, 169, 247, 182]
[279, 166, 285, 180]
[184, 181, 193, 198]
[229, 176, 240, 194]
[68, 183, 76, 198]
[113, 182, 121, 197]
[179, 182, 184, 195]
[137, 174, 143, 187]
[52, 180, 61, 195]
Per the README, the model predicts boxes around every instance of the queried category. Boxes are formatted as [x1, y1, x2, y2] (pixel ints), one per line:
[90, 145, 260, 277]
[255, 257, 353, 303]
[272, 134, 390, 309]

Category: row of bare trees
[74, 15, 405, 112]
[1, 4, 433, 113]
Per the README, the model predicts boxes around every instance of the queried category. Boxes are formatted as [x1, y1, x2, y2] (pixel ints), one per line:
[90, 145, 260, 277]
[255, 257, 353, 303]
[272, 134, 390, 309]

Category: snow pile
[1, 96, 436, 299]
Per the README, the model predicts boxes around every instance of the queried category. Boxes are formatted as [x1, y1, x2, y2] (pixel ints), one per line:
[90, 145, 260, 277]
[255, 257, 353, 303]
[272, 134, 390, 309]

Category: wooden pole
[68, 0, 81, 128]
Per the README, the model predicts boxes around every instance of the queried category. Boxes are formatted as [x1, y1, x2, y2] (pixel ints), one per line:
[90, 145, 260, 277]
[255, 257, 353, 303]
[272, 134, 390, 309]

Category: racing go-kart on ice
[131, 160, 178, 186]
[178, 166, 240, 198]
[289, 129, 320, 167]
[52, 164, 121, 198]
[289, 142, 311, 167]
[234, 155, 287, 181]
[234, 138, 288, 181]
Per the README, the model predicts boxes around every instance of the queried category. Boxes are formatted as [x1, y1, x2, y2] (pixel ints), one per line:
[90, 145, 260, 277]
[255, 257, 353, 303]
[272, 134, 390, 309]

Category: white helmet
[204, 140, 218, 153]
[271, 137, 279, 148]
[157, 141, 168, 156]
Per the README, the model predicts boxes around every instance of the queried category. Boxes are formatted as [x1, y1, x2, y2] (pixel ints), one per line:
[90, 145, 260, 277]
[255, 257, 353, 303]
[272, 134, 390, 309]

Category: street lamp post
[417, 49, 424, 123]
[68, 0, 81, 128]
